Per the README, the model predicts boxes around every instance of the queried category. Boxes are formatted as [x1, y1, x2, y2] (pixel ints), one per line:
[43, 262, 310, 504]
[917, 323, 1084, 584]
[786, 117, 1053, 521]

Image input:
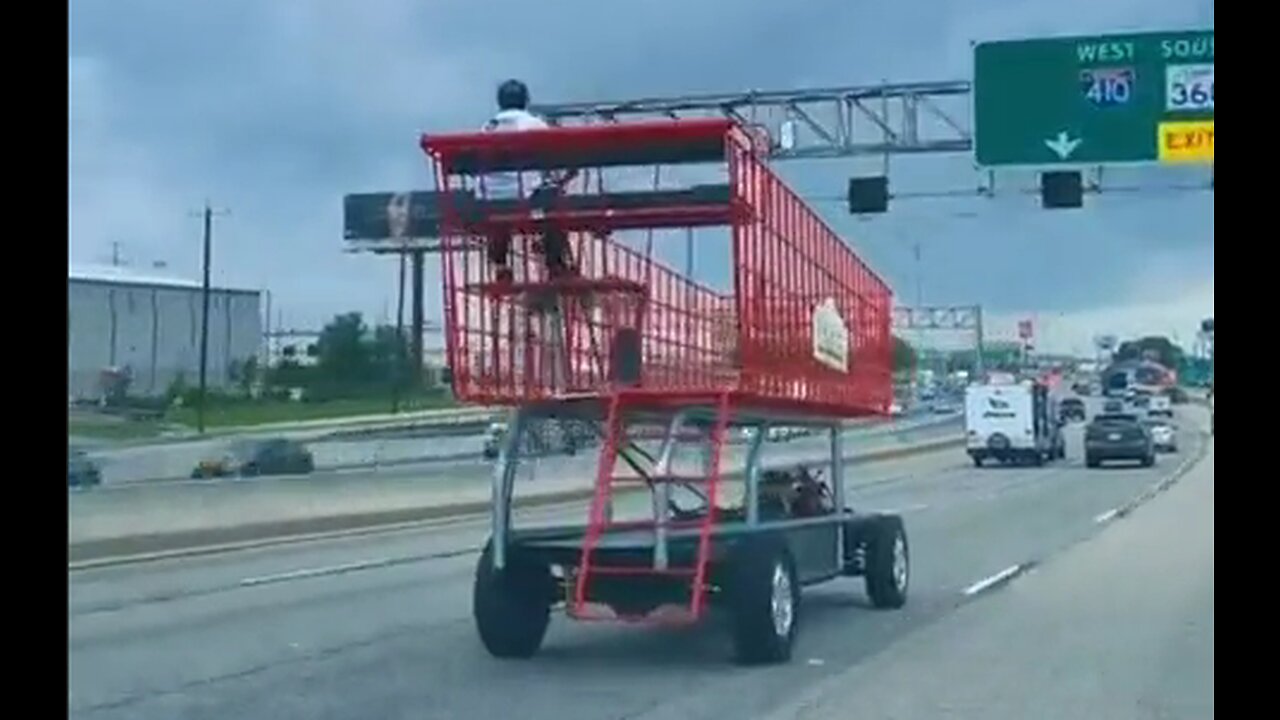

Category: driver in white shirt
[481, 79, 575, 284]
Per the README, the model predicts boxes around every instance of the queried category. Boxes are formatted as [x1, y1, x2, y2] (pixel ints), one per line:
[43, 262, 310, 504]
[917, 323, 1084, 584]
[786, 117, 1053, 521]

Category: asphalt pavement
[766, 432, 1214, 720]
[68, 408, 1210, 720]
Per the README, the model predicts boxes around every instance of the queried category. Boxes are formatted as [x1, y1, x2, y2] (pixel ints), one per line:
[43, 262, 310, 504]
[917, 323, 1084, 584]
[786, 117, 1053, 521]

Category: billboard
[343, 191, 467, 241]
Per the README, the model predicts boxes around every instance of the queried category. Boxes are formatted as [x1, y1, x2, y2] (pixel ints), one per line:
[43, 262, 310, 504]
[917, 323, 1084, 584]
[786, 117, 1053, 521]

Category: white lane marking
[882, 503, 930, 515]
[1094, 508, 1120, 525]
[963, 564, 1026, 597]
[238, 553, 456, 588]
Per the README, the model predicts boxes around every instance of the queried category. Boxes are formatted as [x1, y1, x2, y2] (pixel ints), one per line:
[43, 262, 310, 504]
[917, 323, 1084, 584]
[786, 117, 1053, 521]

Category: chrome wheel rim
[770, 564, 794, 638]
[892, 535, 909, 593]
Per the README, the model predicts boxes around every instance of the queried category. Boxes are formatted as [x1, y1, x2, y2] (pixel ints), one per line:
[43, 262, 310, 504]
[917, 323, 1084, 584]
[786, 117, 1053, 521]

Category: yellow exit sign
[1158, 121, 1214, 163]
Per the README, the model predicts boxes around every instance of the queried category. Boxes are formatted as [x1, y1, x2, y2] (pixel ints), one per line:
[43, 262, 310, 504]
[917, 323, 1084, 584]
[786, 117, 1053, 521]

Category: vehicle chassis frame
[485, 398, 884, 596]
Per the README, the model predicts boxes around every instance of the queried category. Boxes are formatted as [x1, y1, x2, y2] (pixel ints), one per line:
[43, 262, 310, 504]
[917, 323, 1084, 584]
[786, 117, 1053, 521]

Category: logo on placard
[812, 298, 850, 373]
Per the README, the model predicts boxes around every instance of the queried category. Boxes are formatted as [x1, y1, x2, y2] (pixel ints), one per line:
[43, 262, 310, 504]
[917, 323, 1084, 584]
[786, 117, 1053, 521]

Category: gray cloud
[69, 0, 1214, 342]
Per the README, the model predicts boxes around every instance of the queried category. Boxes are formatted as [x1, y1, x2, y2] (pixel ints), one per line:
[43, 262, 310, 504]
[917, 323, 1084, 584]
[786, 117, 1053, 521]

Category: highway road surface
[765, 439, 1214, 720]
[68, 411, 1211, 720]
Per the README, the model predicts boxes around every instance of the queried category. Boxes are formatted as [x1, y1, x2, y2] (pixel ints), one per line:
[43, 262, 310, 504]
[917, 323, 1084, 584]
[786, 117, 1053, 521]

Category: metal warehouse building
[68, 266, 262, 401]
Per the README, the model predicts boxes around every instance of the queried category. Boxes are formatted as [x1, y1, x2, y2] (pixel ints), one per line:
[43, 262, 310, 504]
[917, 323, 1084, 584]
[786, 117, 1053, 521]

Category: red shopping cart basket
[421, 118, 892, 417]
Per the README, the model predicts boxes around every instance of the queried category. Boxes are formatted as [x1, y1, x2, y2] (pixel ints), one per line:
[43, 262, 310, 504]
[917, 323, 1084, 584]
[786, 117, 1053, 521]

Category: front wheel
[727, 535, 800, 665]
[473, 540, 555, 659]
[864, 515, 910, 609]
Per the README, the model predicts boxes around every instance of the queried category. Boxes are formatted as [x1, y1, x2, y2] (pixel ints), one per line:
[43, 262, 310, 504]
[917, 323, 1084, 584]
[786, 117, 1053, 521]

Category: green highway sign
[974, 30, 1214, 167]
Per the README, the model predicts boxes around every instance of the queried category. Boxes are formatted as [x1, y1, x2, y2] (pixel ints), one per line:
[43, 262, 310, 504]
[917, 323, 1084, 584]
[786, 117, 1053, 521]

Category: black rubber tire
[1140, 453, 1155, 468]
[972, 455, 984, 468]
[864, 515, 910, 610]
[473, 539, 555, 659]
[726, 534, 800, 665]
[1086, 454, 1100, 469]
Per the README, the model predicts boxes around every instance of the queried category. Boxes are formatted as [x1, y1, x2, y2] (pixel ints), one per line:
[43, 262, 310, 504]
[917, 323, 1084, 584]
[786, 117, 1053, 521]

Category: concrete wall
[68, 279, 262, 400]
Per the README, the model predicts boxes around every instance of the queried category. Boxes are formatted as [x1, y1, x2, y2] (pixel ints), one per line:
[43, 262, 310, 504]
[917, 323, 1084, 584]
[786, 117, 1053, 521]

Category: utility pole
[191, 202, 230, 434]
[912, 241, 924, 390]
[393, 252, 407, 413]
[974, 305, 986, 381]
[411, 251, 425, 387]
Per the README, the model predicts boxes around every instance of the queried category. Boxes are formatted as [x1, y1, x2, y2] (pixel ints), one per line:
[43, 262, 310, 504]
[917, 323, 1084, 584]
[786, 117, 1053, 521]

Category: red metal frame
[423, 119, 892, 625]
[421, 118, 893, 418]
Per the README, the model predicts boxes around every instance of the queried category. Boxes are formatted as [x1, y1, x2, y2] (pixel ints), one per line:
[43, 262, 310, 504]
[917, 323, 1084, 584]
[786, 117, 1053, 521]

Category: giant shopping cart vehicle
[422, 117, 909, 665]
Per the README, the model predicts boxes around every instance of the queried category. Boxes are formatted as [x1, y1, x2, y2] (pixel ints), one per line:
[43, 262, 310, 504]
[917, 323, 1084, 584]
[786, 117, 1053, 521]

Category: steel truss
[892, 305, 981, 332]
[533, 81, 974, 161]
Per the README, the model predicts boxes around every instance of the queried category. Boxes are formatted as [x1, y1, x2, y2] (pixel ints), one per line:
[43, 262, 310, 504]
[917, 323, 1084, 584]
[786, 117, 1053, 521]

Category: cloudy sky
[68, 0, 1214, 356]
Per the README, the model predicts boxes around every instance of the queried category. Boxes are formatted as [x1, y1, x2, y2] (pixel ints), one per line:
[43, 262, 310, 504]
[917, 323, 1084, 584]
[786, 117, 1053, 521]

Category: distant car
[192, 438, 314, 479]
[482, 421, 507, 460]
[1059, 397, 1087, 423]
[1146, 394, 1174, 418]
[1102, 399, 1125, 415]
[766, 426, 810, 442]
[483, 419, 583, 459]
[68, 448, 102, 488]
[1085, 413, 1155, 468]
[1143, 419, 1178, 453]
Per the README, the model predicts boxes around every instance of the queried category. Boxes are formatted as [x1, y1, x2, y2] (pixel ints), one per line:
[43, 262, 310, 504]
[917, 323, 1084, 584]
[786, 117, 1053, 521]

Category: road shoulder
[767, 440, 1214, 720]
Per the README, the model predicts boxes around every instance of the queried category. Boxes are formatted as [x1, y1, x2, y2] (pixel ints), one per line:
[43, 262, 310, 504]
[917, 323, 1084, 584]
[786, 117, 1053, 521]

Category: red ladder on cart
[571, 392, 731, 623]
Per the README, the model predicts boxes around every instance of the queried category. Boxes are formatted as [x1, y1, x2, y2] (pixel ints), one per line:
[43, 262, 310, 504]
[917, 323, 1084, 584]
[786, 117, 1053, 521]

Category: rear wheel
[727, 535, 800, 665]
[864, 515, 909, 609]
[473, 540, 555, 659]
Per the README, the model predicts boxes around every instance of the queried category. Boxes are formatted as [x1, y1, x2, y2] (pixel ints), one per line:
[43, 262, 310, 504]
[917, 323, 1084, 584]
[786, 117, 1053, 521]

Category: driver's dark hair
[497, 79, 530, 110]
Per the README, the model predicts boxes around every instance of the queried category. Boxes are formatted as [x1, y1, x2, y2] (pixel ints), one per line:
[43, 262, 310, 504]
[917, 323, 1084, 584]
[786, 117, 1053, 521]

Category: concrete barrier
[68, 431, 964, 567]
[90, 412, 961, 486]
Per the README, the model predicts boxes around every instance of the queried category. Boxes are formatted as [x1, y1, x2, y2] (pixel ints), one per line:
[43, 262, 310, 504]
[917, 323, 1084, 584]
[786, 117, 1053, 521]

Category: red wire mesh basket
[421, 118, 892, 417]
